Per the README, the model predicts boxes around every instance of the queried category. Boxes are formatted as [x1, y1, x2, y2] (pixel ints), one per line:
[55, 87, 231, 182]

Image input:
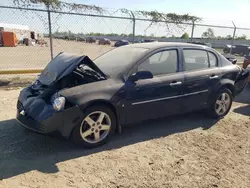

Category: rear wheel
[207, 88, 233, 118]
[72, 105, 116, 148]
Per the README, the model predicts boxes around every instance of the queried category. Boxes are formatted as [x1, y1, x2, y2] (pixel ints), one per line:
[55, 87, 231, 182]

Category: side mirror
[232, 59, 237, 64]
[128, 70, 153, 82]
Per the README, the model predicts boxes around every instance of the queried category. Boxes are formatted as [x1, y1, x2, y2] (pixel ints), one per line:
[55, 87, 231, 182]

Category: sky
[68, 0, 250, 23]
[0, 0, 250, 38]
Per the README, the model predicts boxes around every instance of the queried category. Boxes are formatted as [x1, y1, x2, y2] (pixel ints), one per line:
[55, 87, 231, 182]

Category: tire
[223, 49, 229, 54]
[71, 105, 117, 148]
[207, 88, 233, 118]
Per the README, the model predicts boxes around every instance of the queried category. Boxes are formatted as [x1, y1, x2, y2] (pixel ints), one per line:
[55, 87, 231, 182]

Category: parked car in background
[141, 39, 158, 43]
[223, 44, 250, 56]
[98, 38, 111, 45]
[223, 54, 237, 64]
[114, 40, 129, 47]
[16, 43, 249, 148]
[76, 36, 85, 42]
[85, 37, 96, 43]
[188, 41, 212, 48]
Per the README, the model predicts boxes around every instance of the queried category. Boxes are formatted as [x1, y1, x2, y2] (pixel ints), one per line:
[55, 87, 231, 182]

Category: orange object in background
[1, 31, 17, 47]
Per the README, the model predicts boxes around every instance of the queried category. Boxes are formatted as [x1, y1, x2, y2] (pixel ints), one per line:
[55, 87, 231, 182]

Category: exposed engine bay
[58, 64, 105, 89]
[29, 64, 105, 101]
[18, 53, 106, 121]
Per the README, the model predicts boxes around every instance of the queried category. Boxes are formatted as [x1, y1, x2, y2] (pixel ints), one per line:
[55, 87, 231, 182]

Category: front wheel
[72, 105, 117, 148]
[207, 88, 233, 118]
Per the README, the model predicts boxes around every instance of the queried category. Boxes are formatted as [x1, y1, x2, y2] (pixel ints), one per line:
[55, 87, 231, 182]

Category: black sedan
[16, 43, 249, 148]
[85, 37, 96, 43]
[98, 38, 111, 45]
[114, 40, 129, 47]
[223, 44, 250, 56]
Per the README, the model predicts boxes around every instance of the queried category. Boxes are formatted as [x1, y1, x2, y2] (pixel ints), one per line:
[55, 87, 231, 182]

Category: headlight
[53, 97, 65, 111]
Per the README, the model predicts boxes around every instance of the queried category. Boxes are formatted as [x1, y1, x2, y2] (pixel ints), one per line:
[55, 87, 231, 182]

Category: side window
[138, 50, 178, 76]
[183, 50, 209, 71]
[208, 52, 217, 67]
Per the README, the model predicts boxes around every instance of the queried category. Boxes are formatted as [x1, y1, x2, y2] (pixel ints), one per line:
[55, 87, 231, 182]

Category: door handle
[209, 75, 219, 79]
[170, 81, 182, 86]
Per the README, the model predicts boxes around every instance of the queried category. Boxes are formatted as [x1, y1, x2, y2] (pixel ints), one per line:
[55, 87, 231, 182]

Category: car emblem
[20, 110, 25, 116]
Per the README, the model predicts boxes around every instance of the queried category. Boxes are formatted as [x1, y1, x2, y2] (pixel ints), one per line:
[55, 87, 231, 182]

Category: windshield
[94, 47, 148, 76]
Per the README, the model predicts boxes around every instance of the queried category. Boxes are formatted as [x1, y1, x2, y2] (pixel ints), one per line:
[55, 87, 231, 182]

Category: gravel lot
[0, 40, 244, 71]
[0, 86, 250, 188]
[0, 39, 114, 70]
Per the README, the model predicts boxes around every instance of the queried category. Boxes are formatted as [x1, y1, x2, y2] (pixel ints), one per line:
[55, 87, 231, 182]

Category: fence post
[130, 11, 136, 43]
[230, 21, 236, 54]
[47, 6, 53, 60]
[190, 20, 195, 42]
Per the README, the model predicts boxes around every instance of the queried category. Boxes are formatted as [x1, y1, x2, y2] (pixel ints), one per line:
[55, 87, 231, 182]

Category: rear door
[181, 49, 222, 111]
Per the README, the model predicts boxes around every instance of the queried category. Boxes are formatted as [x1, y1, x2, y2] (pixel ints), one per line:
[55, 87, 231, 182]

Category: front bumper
[17, 112, 47, 133]
[16, 101, 83, 138]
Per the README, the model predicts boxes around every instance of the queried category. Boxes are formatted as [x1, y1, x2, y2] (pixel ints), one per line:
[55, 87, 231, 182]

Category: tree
[181, 32, 189, 39]
[13, 0, 200, 34]
[14, 0, 61, 8]
[226, 35, 232, 40]
[13, 0, 104, 12]
[201, 28, 215, 39]
[236, 34, 247, 40]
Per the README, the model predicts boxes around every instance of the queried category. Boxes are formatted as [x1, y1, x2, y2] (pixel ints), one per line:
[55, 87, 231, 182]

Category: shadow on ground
[233, 86, 250, 116]
[234, 86, 250, 104]
[0, 112, 218, 180]
[233, 104, 250, 116]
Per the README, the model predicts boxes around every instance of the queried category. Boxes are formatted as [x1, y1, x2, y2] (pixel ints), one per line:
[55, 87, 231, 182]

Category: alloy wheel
[80, 111, 111, 144]
[215, 93, 231, 116]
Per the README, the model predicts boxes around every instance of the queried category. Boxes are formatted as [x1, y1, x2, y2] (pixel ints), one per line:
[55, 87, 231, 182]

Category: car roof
[120, 40, 129, 42]
[122, 42, 209, 50]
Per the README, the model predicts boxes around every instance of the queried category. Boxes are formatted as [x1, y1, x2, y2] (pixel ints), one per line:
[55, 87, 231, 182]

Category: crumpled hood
[38, 52, 106, 86]
[18, 52, 106, 122]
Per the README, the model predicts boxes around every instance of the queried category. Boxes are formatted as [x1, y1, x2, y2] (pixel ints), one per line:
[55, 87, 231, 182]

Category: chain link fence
[1, 5, 250, 77]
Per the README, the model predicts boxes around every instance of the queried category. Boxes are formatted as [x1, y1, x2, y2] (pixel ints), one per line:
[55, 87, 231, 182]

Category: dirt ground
[0, 86, 250, 188]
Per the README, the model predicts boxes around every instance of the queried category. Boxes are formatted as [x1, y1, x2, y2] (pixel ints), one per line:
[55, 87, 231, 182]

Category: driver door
[124, 49, 184, 124]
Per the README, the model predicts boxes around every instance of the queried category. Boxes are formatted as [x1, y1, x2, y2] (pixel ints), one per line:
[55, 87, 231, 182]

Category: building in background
[0, 23, 30, 40]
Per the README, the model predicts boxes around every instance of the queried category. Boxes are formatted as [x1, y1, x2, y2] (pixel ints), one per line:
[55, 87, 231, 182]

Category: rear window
[183, 50, 209, 71]
[208, 52, 218, 67]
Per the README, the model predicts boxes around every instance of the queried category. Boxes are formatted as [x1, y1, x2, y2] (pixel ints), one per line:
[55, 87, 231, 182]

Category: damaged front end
[16, 53, 106, 137]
